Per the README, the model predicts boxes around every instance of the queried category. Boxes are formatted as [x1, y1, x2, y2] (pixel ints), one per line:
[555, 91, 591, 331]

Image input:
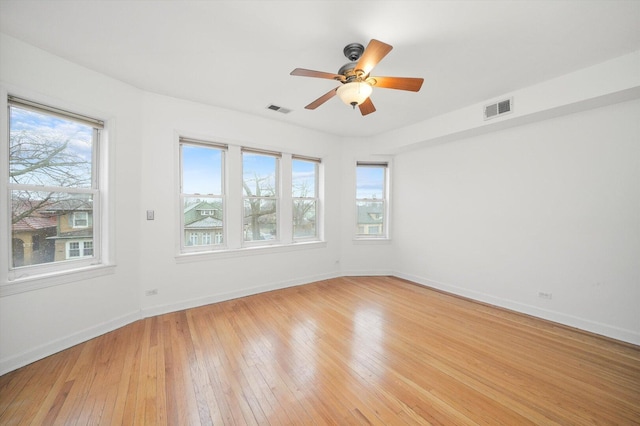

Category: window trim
[72, 211, 89, 228]
[3, 93, 109, 288]
[355, 160, 390, 240]
[176, 135, 325, 259]
[242, 150, 280, 246]
[65, 240, 93, 259]
[292, 157, 320, 242]
[179, 137, 227, 253]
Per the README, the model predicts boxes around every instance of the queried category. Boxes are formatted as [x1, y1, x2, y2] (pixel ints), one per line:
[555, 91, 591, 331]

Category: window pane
[9, 106, 93, 188]
[292, 159, 316, 198]
[11, 190, 94, 267]
[243, 199, 276, 241]
[73, 211, 89, 228]
[243, 153, 277, 197]
[183, 197, 224, 246]
[201, 233, 212, 245]
[293, 200, 317, 238]
[356, 201, 384, 236]
[182, 145, 223, 195]
[356, 166, 384, 199]
[68, 242, 80, 257]
[84, 241, 93, 256]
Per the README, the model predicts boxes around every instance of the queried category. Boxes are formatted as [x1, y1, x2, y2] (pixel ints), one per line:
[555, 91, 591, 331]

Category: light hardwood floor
[1, 276, 639, 425]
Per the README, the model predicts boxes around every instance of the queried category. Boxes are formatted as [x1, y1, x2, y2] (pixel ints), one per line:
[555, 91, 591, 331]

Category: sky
[182, 146, 318, 197]
[10, 106, 93, 187]
[356, 166, 385, 199]
[182, 144, 223, 195]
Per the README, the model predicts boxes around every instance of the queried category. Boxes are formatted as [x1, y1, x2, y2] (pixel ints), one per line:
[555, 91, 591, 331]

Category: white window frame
[292, 156, 320, 242]
[201, 232, 212, 245]
[2, 94, 111, 291]
[179, 137, 227, 253]
[65, 240, 93, 259]
[241, 148, 280, 246]
[214, 232, 223, 244]
[175, 136, 326, 262]
[355, 161, 390, 240]
[72, 211, 89, 228]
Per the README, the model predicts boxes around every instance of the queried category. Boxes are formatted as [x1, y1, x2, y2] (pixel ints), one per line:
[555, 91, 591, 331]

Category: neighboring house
[357, 203, 384, 235]
[11, 198, 94, 267]
[11, 214, 57, 267]
[48, 203, 94, 262]
[184, 200, 223, 246]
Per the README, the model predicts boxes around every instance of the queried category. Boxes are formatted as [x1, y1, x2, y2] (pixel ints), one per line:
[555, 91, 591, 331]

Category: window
[187, 233, 199, 246]
[66, 240, 92, 258]
[7, 96, 104, 277]
[84, 241, 93, 256]
[355, 162, 388, 238]
[292, 157, 319, 240]
[72, 211, 89, 228]
[68, 242, 80, 258]
[242, 149, 279, 243]
[201, 232, 212, 245]
[177, 137, 323, 256]
[180, 137, 226, 252]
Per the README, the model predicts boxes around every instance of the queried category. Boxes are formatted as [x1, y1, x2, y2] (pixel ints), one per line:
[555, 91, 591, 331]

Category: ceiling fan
[290, 39, 424, 116]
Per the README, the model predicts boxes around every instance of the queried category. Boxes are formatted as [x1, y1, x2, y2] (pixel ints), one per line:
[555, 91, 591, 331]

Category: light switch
[146, 210, 154, 220]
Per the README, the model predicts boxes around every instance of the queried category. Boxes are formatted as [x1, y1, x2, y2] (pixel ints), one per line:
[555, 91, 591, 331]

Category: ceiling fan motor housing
[343, 43, 364, 61]
[338, 62, 358, 80]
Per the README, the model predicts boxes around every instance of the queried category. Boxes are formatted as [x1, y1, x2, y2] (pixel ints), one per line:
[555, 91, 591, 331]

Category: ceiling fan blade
[355, 39, 393, 76]
[305, 87, 339, 110]
[291, 68, 345, 81]
[358, 97, 376, 116]
[369, 76, 424, 92]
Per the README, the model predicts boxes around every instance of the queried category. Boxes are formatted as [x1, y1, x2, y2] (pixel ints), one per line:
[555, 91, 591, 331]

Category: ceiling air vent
[266, 104, 292, 114]
[484, 98, 513, 120]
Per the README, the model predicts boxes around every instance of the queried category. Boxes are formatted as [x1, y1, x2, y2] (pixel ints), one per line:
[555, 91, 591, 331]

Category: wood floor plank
[1, 276, 639, 425]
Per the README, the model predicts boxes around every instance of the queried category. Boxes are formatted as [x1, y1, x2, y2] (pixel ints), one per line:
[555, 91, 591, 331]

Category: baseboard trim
[341, 269, 394, 277]
[3, 269, 637, 375]
[393, 271, 640, 346]
[140, 271, 341, 319]
[0, 310, 141, 376]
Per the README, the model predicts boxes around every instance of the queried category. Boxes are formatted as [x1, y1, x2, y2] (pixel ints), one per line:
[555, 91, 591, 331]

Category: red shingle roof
[12, 215, 57, 232]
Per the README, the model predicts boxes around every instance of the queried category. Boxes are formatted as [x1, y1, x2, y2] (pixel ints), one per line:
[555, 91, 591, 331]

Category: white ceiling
[1, 1, 639, 137]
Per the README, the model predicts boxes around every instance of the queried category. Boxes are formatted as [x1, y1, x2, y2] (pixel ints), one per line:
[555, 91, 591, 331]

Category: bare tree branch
[10, 130, 91, 223]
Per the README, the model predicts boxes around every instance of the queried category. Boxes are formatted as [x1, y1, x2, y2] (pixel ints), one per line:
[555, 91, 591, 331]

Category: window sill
[176, 240, 327, 264]
[1, 264, 116, 297]
[352, 237, 392, 245]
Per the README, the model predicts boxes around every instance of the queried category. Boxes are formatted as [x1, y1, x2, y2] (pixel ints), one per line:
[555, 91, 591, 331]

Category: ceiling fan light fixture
[336, 81, 372, 108]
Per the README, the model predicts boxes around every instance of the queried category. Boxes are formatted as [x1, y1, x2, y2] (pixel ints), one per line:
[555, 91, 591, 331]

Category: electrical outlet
[538, 291, 552, 300]
[145, 289, 158, 296]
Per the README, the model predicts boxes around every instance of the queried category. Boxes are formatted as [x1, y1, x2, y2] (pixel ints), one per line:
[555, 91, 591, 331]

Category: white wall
[0, 34, 143, 373]
[391, 99, 640, 344]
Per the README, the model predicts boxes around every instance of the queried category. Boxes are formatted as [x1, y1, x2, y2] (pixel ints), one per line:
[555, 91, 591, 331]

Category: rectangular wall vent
[266, 104, 292, 114]
[484, 97, 513, 120]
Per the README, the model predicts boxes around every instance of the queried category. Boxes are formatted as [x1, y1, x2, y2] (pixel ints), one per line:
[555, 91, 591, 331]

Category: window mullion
[280, 153, 292, 244]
